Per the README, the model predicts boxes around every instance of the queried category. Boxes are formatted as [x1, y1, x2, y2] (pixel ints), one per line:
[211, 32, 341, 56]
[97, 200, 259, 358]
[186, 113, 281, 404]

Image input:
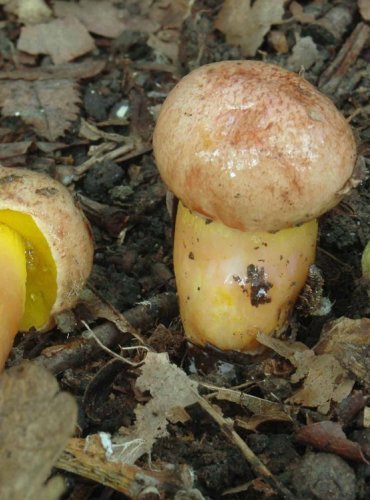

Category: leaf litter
[0, 362, 77, 500]
[17, 16, 95, 64]
[0, 79, 81, 140]
[215, 0, 285, 57]
[0, 0, 369, 498]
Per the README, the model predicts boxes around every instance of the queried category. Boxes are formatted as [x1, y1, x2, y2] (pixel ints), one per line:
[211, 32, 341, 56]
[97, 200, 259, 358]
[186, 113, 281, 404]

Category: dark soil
[2, 1, 370, 499]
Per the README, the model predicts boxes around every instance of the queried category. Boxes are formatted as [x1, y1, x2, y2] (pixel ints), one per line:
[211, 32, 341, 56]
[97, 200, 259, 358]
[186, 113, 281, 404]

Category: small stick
[73, 142, 135, 179]
[56, 436, 197, 498]
[196, 395, 296, 500]
[34, 292, 178, 375]
[319, 22, 370, 94]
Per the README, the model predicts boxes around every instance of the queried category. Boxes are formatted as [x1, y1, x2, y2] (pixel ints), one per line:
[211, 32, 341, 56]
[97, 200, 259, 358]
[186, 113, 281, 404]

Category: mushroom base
[174, 202, 318, 352]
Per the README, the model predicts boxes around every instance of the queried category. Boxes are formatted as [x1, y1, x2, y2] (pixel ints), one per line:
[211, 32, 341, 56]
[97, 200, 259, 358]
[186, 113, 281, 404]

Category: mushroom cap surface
[153, 60, 357, 232]
[0, 167, 93, 322]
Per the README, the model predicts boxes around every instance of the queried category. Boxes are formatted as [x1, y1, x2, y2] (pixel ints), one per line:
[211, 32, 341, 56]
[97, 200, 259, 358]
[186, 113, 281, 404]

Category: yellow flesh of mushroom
[0, 210, 57, 331]
[174, 202, 318, 352]
[0, 223, 26, 368]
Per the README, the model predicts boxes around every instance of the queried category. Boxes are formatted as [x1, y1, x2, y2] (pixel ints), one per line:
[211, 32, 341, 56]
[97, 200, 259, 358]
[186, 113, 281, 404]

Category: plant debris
[0, 0, 369, 498]
[296, 421, 369, 463]
[0, 79, 80, 140]
[257, 332, 354, 414]
[215, 0, 285, 57]
[18, 16, 95, 64]
[0, 362, 77, 500]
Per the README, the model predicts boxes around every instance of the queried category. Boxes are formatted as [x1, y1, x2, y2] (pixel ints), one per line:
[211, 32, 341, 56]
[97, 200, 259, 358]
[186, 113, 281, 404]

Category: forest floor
[0, 1, 370, 499]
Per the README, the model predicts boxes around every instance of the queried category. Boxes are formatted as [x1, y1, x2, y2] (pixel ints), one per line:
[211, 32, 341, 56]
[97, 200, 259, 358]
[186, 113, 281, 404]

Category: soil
[2, 1, 370, 499]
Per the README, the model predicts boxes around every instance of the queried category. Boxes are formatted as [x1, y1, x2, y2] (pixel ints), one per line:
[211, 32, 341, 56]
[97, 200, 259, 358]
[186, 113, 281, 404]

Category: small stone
[292, 452, 356, 500]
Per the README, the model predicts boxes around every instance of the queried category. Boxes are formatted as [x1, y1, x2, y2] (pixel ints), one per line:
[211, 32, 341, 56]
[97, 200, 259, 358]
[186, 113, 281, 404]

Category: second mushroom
[153, 60, 357, 352]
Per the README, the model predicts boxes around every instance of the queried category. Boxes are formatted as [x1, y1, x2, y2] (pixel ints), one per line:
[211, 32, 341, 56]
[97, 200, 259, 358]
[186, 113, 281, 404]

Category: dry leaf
[215, 387, 292, 422]
[315, 317, 370, 387]
[54, 0, 126, 38]
[17, 16, 95, 64]
[0, 59, 105, 81]
[55, 0, 160, 37]
[0, 141, 32, 160]
[0, 79, 80, 140]
[236, 414, 292, 432]
[358, 0, 370, 21]
[287, 36, 319, 71]
[4, 0, 52, 24]
[75, 353, 199, 465]
[296, 421, 369, 463]
[0, 362, 77, 500]
[133, 352, 199, 455]
[215, 0, 285, 57]
[287, 354, 354, 414]
[289, 1, 316, 24]
[364, 407, 370, 428]
[79, 288, 139, 341]
[257, 333, 354, 414]
[267, 30, 289, 54]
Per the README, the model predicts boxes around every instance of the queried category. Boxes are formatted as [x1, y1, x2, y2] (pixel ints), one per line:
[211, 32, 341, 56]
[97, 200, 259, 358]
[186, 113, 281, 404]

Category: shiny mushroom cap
[153, 60, 357, 232]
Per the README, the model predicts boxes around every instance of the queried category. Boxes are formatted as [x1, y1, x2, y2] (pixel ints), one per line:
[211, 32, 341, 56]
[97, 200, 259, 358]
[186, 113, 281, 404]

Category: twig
[56, 435, 199, 498]
[319, 22, 370, 95]
[73, 142, 135, 179]
[196, 394, 295, 500]
[81, 320, 149, 367]
[317, 247, 353, 269]
[34, 292, 178, 374]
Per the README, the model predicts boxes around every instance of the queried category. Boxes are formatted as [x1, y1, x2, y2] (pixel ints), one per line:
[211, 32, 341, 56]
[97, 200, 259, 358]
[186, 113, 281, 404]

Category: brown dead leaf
[215, 387, 292, 423]
[73, 352, 199, 465]
[55, 0, 160, 37]
[54, 0, 126, 38]
[236, 414, 292, 432]
[287, 36, 319, 71]
[134, 352, 199, 455]
[17, 16, 95, 64]
[0, 59, 105, 81]
[289, 1, 316, 24]
[215, 0, 285, 57]
[0, 141, 32, 160]
[358, 0, 370, 21]
[0, 79, 80, 140]
[146, 0, 192, 64]
[0, 362, 77, 500]
[79, 288, 140, 342]
[257, 333, 354, 414]
[315, 317, 370, 387]
[287, 354, 354, 414]
[296, 421, 369, 463]
[148, 0, 192, 28]
[4, 0, 52, 24]
[364, 407, 370, 428]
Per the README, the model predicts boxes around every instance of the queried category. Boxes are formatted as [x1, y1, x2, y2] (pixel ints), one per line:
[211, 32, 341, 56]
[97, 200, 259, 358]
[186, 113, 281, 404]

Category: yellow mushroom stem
[0, 224, 27, 369]
[174, 202, 318, 352]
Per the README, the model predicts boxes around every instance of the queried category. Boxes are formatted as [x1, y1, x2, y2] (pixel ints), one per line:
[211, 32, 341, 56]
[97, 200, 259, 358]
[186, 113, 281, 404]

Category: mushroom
[0, 167, 94, 369]
[153, 60, 357, 352]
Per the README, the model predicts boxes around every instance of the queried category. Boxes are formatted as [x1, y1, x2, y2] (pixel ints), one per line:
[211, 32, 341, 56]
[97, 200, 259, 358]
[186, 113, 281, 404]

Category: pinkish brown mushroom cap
[153, 60, 357, 232]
